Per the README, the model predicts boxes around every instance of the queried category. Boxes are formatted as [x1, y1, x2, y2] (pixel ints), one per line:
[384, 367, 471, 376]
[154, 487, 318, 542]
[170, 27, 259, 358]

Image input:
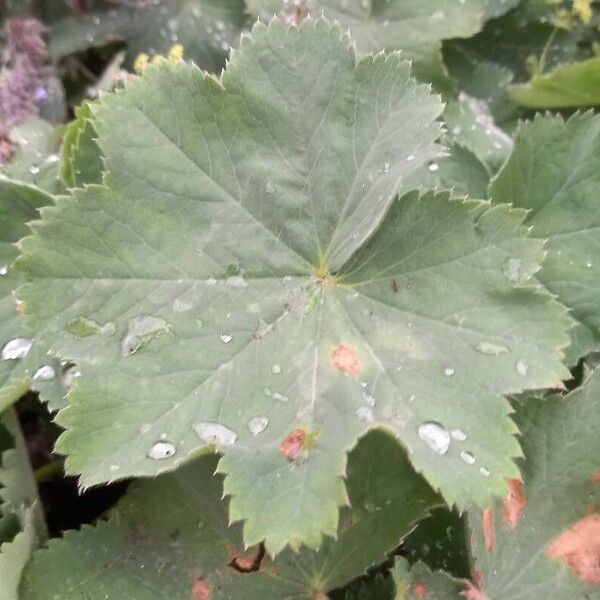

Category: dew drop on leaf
[147, 441, 176, 460]
[476, 341, 509, 355]
[219, 333, 233, 344]
[272, 364, 281, 374]
[450, 429, 467, 442]
[121, 315, 169, 356]
[248, 416, 268, 436]
[61, 365, 81, 390]
[479, 466, 491, 477]
[444, 367, 455, 377]
[1, 337, 33, 360]
[460, 450, 476, 465]
[356, 406, 374, 422]
[193, 422, 237, 446]
[516, 360, 529, 376]
[225, 275, 247, 288]
[418, 421, 451, 455]
[428, 162, 439, 172]
[33, 365, 56, 381]
[0, 264, 7, 275]
[503, 258, 525, 283]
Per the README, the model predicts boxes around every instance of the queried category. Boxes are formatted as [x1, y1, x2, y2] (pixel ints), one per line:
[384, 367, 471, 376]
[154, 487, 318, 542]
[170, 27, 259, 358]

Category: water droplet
[194, 422, 237, 446]
[248, 416, 268, 435]
[66, 316, 101, 338]
[225, 275, 247, 288]
[220, 333, 232, 344]
[444, 367, 455, 377]
[272, 391, 288, 402]
[0, 265, 7, 275]
[33, 365, 55, 381]
[265, 181, 275, 194]
[172, 297, 193, 312]
[450, 429, 466, 442]
[205, 277, 217, 286]
[109, 464, 119, 472]
[476, 341, 509, 355]
[148, 441, 176, 460]
[61, 365, 81, 390]
[418, 422, 450, 455]
[1, 338, 33, 360]
[357, 406, 374, 422]
[460, 450, 476, 465]
[503, 258, 525, 283]
[407, 154, 415, 161]
[28, 165, 40, 175]
[480, 466, 490, 477]
[272, 364, 281, 374]
[516, 360, 529, 376]
[121, 316, 169, 356]
[428, 162, 439, 172]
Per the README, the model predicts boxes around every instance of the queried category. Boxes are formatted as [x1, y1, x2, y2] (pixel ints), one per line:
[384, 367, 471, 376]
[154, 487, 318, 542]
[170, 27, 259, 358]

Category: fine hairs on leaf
[16, 18, 572, 556]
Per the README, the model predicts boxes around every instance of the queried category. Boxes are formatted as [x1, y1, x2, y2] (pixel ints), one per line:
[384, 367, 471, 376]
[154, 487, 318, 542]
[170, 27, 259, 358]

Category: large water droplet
[444, 367, 455, 377]
[479, 466, 491, 477]
[0, 265, 7, 276]
[418, 422, 450, 455]
[2, 338, 33, 360]
[362, 391, 376, 407]
[516, 360, 529, 376]
[193, 422, 237, 446]
[121, 316, 168, 356]
[272, 364, 281, 375]
[428, 162, 439, 172]
[248, 416, 268, 436]
[66, 317, 101, 338]
[148, 441, 176, 460]
[460, 450, 476, 465]
[33, 365, 56, 381]
[476, 341, 509, 355]
[219, 333, 232, 344]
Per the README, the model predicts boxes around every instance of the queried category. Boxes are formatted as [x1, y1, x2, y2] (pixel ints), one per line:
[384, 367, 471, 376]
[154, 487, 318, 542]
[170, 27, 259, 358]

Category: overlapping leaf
[0, 179, 64, 412]
[20, 430, 440, 599]
[48, 0, 247, 73]
[491, 112, 600, 363]
[0, 410, 46, 600]
[17, 19, 571, 554]
[467, 368, 600, 598]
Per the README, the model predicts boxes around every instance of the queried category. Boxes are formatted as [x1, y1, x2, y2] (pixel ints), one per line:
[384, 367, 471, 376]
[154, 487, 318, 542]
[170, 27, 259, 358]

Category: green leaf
[0, 179, 64, 412]
[49, 0, 247, 73]
[60, 101, 104, 189]
[248, 0, 494, 92]
[467, 368, 600, 598]
[509, 56, 600, 108]
[18, 19, 571, 553]
[404, 143, 491, 199]
[491, 112, 600, 364]
[0, 410, 46, 600]
[392, 558, 465, 599]
[21, 430, 439, 599]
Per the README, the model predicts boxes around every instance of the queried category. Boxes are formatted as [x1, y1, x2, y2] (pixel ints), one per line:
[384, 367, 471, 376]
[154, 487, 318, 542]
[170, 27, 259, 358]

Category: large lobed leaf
[17, 19, 571, 554]
[20, 430, 440, 599]
[467, 367, 600, 598]
[491, 112, 600, 364]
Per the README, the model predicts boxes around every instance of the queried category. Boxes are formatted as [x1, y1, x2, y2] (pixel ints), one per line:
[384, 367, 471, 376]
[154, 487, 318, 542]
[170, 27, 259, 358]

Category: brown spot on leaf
[502, 479, 526, 529]
[192, 578, 211, 600]
[278, 429, 306, 461]
[460, 583, 489, 600]
[414, 582, 427, 598]
[545, 513, 600, 584]
[482, 507, 495, 551]
[331, 345, 359, 376]
[228, 544, 264, 573]
[592, 472, 600, 483]
[15, 301, 25, 315]
[391, 279, 399, 293]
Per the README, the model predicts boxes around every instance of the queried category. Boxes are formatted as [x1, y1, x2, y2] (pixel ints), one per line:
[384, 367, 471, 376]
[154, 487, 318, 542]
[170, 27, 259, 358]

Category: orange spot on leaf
[502, 479, 526, 529]
[15, 301, 25, 315]
[192, 578, 211, 600]
[545, 513, 600, 584]
[331, 345, 359, 376]
[592, 472, 600, 483]
[414, 582, 427, 598]
[460, 583, 489, 600]
[482, 507, 495, 552]
[278, 429, 306, 461]
[228, 544, 264, 573]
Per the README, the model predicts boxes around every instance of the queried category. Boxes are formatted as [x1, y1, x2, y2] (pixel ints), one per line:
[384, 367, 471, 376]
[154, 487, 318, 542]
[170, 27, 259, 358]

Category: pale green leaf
[0, 179, 64, 412]
[392, 559, 465, 599]
[18, 19, 571, 553]
[509, 56, 600, 108]
[491, 112, 600, 363]
[60, 101, 104, 189]
[467, 368, 600, 599]
[21, 430, 439, 599]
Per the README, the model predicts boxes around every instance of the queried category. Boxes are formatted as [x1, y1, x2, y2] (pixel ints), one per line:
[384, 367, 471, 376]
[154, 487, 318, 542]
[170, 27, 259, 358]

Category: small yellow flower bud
[133, 52, 149, 74]
[168, 44, 184, 63]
